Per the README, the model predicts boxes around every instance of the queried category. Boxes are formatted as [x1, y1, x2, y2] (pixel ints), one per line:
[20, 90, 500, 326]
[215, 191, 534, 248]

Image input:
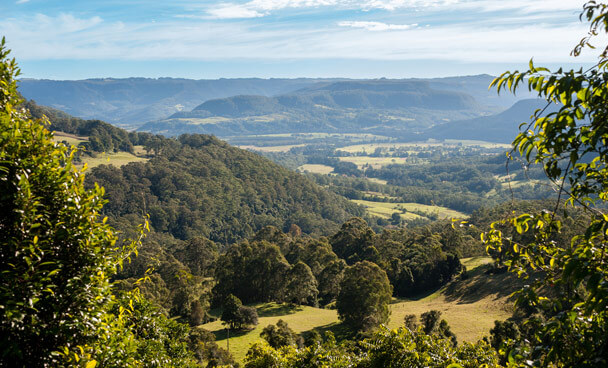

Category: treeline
[118, 215, 477, 331]
[25, 100, 142, 153]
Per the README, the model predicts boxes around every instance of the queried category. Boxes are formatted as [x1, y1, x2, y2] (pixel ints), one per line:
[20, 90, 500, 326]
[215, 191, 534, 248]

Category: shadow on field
[442, 263, 521, 304]
[256, 303, 303, 317]
[212, 327, 254, 341]
[303, 322, 354, 342]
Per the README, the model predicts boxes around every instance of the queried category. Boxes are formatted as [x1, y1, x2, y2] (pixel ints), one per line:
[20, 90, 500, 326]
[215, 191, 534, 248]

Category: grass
[52, 131, 88, 146]
[338, 156, 408, 169]
[444, 139, 512, 149]
[80, 151, 149, 169]
[201, 304, 339, 363]
[51, 132, 149, 169]
[367, 177, 388, 185]
[337, 140, 511, 154]
[239, 144, 306, 152]
[234, 133, 391, 140]
[392, 257, 514, 344]
[350, 199, 467, 221]
[177, 117, 231, 125]
[200, 256, 515, 364]
[297, 164, 334, 174]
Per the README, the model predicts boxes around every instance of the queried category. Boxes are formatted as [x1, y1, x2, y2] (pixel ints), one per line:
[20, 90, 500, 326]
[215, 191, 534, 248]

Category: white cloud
[15, 0, 29, 3]
[202, 0, 580, 18]
[338, 21, 417, 31]
[207, 4, 265, 19]
[203, 0, 458, 18]
[462, 0, 584, 14]
[1, 4, 601, 70]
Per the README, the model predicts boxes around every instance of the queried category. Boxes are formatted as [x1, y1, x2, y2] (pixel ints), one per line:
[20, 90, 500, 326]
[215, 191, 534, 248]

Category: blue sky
[0, 0, 599, 79]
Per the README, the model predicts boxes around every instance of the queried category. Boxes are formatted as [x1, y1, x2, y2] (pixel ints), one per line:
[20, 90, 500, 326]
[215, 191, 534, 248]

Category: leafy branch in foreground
[0, 37, 199, 367]
[483, 2, 608, 366]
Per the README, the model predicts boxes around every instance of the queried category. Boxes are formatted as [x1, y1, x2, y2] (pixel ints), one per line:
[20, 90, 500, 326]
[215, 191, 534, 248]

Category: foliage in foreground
[244, 326, 500, 368]
[0, 38, 198, 367]
[481, 2, 608, 366]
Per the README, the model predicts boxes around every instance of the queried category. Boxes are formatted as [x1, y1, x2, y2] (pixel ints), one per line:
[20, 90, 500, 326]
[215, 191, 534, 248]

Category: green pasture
[240, 144, 306, 152]
[201, 304, 339, 363]
[350, 199, 467, 221]
[199, 256, 513, 364]
[337, 140, 511, 154]
[80, 151, 149, 169]
[338, 156, 408, 169]
[52, 131, 88, 146]
[297, 164, 334, 174]
[367, 177, 388, 185]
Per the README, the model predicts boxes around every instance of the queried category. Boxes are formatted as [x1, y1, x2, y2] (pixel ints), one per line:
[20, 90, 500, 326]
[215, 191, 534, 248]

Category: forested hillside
[27, 102, 364, 242]
[87, 134, 365, 243]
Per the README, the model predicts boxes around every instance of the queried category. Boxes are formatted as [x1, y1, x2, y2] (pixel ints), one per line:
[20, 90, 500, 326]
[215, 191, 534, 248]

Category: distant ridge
[18, 75, 534, 130]
[424, 99, 551, 143]
[139, 79, 488, 138]
[18, 77, 342, 127]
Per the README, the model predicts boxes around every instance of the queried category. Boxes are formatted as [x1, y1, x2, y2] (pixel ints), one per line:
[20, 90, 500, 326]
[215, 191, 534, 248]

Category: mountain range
[18, 75, 533, 127]
[18, 77, 340, 128]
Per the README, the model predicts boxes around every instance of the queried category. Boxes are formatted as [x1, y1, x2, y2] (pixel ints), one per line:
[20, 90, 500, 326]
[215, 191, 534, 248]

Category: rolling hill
[138, 79, 490, 138]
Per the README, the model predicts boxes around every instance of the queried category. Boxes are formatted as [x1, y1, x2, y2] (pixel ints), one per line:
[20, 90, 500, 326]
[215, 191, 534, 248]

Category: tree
[244, 326, 500, 368]
[260, 320, 302, 349]
[0, 38, 198, 367]
[213, 240, 290, 304]
[336, 261, 392, 332]
[0, 38, 134, 366]
[239, 305, 260, 329]
[482, 2, 608, 366]
[419, 310, 457, 346]
[330, 217, 378, 265]
[220, 294, 258, 330]
[221, 294, 244, 330]
[403, 314, 418, 331]
[285, 261, 318, 306]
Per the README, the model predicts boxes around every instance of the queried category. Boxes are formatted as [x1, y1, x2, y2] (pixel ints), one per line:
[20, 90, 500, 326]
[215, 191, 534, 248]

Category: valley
[4, 1, 607, 366]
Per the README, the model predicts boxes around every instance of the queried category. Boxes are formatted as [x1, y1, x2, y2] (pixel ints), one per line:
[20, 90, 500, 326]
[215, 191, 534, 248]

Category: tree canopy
[0, 38, 199, 367]
[336, 260, 392, 332]
[482, 2, 608, 366]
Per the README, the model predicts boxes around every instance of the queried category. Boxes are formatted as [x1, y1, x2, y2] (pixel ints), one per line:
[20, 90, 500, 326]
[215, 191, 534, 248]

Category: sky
[0, 0, 601, 80]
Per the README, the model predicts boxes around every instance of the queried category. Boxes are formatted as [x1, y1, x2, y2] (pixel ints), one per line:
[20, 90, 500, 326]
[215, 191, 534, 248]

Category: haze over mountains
[18, 78, 339, 128]
[19, 74, 538, 143]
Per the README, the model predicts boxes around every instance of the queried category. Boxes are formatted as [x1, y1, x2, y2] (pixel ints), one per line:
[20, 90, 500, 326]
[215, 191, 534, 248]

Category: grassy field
[338, 156, 408, 169]
[297, 164, 334, 174]
[367, 177, 388, 185]
[239, 144, 306, 152]
[80, 151, 149, 169]
[350, 199, 467, 221]
[388, 261, 514, 342]
[337, 140, 511, 154]
[176, 117, 231, 125]
[200, 256, 514, 364]
[51, 132, 149, 169]
[201, 304, 339, 363]
[52, 131, 88, 146]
